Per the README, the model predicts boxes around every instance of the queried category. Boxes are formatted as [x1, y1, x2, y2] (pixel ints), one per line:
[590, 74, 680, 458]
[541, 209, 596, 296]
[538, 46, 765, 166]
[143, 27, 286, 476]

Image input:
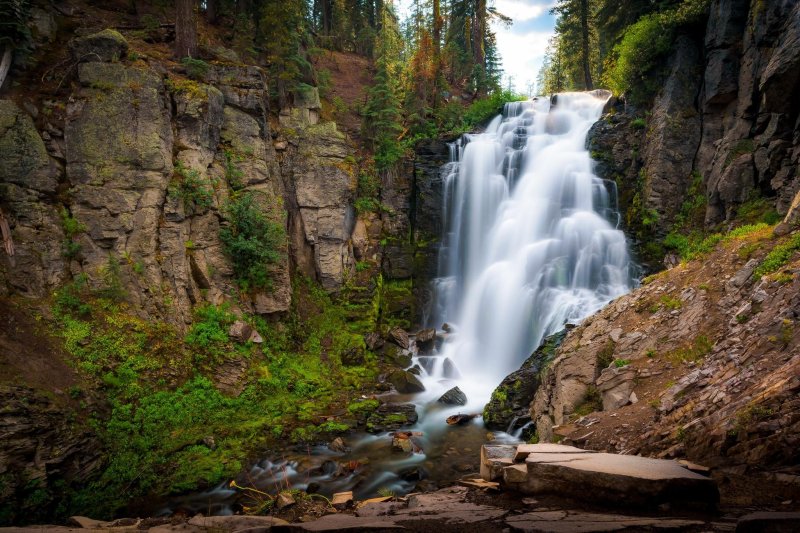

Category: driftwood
[0, 46, 12, 92]
[0, 208, 14, 257]
[446, 413, 479, 425]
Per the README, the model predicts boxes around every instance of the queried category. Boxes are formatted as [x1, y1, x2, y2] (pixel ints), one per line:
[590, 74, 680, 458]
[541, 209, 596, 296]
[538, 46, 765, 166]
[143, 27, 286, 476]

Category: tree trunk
[433, 0, 442, 107]
[175, 0, 197, 58]
[473, 0, 486, 93]
[580, 0, 593, 90]
[206, 0, 217, 24]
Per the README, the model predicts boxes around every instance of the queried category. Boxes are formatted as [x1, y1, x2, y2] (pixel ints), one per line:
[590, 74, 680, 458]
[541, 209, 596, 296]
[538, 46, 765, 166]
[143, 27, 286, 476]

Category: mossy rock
[365, 403, 418, 433]
[70, 29, 129, 63]
[483, 330, 567, 432]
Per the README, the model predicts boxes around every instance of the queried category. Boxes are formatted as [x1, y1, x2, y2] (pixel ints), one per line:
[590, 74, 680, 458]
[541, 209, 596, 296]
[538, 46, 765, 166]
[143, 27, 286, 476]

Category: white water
[420, 91, 634, 407]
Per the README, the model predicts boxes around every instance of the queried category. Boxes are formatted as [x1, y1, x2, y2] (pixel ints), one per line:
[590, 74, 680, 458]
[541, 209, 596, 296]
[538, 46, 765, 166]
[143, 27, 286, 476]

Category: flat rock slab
[513, 443, 593, 462]
[735, 512, 800, 532]
[272, 513, 404, 531]
[517, 448, 718, 508]
[505, 511, 705, 532]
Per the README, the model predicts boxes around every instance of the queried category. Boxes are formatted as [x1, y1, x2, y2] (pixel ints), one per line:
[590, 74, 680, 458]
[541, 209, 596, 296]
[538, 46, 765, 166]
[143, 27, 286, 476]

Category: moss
[725, 139, 755, 167]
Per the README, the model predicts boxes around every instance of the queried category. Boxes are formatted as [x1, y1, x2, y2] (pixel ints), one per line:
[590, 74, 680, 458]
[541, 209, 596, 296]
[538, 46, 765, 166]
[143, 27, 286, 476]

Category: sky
[394, 0, 557, 94]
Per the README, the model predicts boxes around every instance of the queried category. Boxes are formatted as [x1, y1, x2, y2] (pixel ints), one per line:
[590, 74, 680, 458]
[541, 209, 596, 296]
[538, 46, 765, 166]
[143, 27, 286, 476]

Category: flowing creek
[159, 91, 636, 516]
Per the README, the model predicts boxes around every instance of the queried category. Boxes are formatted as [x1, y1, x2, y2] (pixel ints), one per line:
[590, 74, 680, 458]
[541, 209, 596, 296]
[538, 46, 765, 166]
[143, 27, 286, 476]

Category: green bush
[169, 162, 214, 213]
[220, 192, 286, 291]
[604, 14, 672, 100]
[185, 303, 234, 353]
[60, 209, 87, 259]
[180, 57, 210, 80]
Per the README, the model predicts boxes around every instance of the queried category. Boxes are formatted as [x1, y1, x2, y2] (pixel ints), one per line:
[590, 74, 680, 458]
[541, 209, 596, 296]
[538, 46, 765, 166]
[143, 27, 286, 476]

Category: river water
[160, 91, 635, 516]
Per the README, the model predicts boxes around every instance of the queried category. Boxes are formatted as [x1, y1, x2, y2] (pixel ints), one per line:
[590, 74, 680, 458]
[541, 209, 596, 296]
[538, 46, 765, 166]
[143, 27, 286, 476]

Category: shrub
[169, 162, 214, 213]
[60, 209, 87, 259]
[180, 57, 210, 80]
[220, 192, 286, 291]
[185, 303, 234, 352]
[604, 14, 673, 100]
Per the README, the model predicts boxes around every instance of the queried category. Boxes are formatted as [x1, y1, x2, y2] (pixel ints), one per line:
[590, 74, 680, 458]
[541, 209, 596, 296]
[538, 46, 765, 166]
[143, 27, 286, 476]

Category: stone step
[484, 443, 719, 510]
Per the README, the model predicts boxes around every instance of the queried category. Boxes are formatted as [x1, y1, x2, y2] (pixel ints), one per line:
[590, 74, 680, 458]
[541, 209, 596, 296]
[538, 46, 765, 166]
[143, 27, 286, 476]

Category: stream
[159, 91, 635, 516]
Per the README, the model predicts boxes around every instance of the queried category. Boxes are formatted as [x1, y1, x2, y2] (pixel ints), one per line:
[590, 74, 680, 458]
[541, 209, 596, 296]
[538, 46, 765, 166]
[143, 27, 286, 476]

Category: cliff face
[0, 29, 367, 324]
[590, 0, 800, 235]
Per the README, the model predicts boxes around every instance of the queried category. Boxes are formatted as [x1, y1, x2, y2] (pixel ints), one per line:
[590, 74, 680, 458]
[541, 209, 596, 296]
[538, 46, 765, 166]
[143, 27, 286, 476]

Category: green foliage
[54, 274, 92, 317]
[613, 358, 631, 368]
[631, 118, 646, 129]
[461, 90, 526, 131]
[355, 169, 381, 214]
[596, 340, 615, 369]
[573, 385, 602, 417]
[60, 209, 86, 259]
[219, 192, 286, 291]
[347, 398, 380, 415]
[169, 162, 215, 214]
[604, 13, 673, 100]
[180, 57, 210, 80]
[666, 334, 713, 363]
[754, 232, 800, 278]
[184, 303, 235, 359]
[736, 195, 781, 225]
[0, 0, 32, 55]
[224, 150, 245, 190]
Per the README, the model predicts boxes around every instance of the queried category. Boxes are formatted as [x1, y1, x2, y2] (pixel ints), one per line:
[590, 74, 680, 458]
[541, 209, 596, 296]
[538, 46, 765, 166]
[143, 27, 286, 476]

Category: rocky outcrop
[483, 331, 565, 434]
[641, 34, 703, 229]
[530, 230, 800, 491]
[281, 118, 357, 291]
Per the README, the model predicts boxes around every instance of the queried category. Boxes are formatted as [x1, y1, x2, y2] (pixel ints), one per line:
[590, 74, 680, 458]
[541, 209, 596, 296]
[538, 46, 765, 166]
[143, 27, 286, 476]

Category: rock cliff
[589, 0, 800, 236]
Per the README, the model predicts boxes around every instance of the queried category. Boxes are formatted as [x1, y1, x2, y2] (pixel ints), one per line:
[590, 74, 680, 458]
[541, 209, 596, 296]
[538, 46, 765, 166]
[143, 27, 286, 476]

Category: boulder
[596, 365, 637, 411]
[276, 491, 296, 509]
[328, 437, 348, 453]
[228, 320, 253, 342]
[365, 403, 418, 433]
[437, 386, 467, 406]
[387, 369, 425, 394]
[415, 328, 437, 354]
[331, 491, 354, 510]
[364, 332, 384, 351]
[69, 29, 129, 62]
[388, 327, 410, 349]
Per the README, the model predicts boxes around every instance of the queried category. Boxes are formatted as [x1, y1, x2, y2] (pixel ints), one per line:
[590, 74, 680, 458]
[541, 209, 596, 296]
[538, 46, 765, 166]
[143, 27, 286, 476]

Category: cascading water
[160, 91, 635, 516]
[424, 91, 634, 401]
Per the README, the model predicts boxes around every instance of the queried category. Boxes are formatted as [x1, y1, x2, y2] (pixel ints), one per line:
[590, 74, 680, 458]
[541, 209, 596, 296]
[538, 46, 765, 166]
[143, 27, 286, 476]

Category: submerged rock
[437, 386, 467, 406]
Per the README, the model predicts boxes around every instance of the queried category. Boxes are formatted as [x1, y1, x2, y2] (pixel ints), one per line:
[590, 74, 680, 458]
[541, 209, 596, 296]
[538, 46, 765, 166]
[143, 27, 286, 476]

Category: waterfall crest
[428, 91, 634, 393]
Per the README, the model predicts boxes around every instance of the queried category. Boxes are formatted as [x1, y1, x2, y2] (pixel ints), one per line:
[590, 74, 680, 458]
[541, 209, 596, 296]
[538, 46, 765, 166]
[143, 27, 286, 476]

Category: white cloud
[493, 0, 551, 22]
[494, 26, 554, 91]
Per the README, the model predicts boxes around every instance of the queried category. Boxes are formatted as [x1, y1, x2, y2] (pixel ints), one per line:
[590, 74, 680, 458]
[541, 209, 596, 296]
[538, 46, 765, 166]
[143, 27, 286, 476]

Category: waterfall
[425, 91, 634, 399]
